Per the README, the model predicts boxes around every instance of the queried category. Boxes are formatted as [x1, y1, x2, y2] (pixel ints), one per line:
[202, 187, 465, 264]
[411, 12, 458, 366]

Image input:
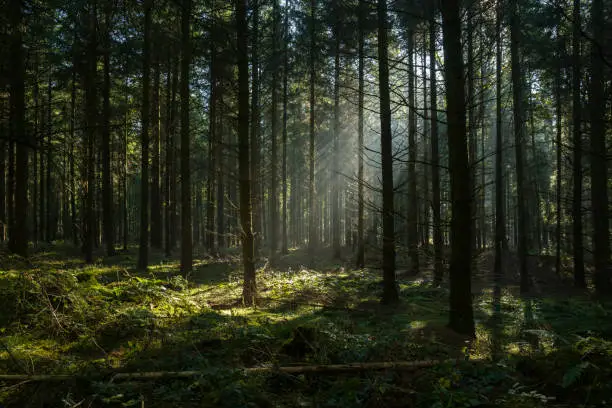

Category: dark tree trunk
[430, 14, 443, 285]
[308, 0, 317, 258]
[8, 0, 28, 256]
[571, 0, 585, 288]
[250, 0, 261, 256]
[236, 0, 256, 305]
[494, 0, 506, 282]
[180, 0, 193, 274]
[70, 62, 78, 247]
[407, 30, 418, 273]
[137, 0, 152, 271]
[269, 0, 279, 256]
[356, 0, 366, 269]
[555, 25, 563, 277]
[590, 0, 610, 295]
[207, 37, 217, 254]
[441, 0, 475, 336]
[377, 0, 398, 305]
[151, 46, 162, 249]
[102, 1, 115, 256]
[167, 55, 179, 255]
[510, 0, 530, 293]
[83, 2, 98, 264]
[331, 12, 342, 259]
[282, 1, 290, 255]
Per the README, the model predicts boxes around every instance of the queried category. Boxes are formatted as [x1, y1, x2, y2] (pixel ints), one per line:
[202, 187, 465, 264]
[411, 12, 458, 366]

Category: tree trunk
[281, 1, 290, 255]
[180, 0, 193, 274]
[236, 0, 256, 305]
[571, 0, 585, 288]
[102, 1, 115, 256]
[494, 0, 506, 282]
[430, 14, 443, 285]
[377, 0, 398, 305]
[332, 14, 341, 259]
[590, 0, 610, 295]
[407, 29, 418, 274]
[308, 0, 317, 259]
[83, 2, 98, 264]
[356, 0, 366, 269]
[137, 0, 152, 271]
[250, 0, 261, 256]
[555, 25, 562, 277]
[151, 44, 162, 250]
[8, 0, 28, 257]
[510, 0, 529, 293]
[441, 0, 475, 336]
[269, 0, 279, 256]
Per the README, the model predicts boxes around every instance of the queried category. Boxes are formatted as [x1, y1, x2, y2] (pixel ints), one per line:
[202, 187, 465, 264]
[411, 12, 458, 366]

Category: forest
[0, 0, 611, 406]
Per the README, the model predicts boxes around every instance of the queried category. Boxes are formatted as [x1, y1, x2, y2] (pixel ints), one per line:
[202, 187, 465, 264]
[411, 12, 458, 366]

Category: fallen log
[0, 358, 475, 382]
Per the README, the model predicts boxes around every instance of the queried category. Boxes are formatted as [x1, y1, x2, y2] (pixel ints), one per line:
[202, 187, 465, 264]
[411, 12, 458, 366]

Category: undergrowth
[1, 246, 611, 407]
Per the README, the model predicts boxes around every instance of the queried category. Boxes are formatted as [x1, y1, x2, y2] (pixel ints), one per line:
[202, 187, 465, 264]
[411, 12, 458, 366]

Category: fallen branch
[0, 359, 474, 382]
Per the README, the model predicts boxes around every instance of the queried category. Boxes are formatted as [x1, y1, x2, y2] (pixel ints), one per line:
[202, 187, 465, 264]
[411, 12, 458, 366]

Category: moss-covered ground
[1, 245, 611, 407]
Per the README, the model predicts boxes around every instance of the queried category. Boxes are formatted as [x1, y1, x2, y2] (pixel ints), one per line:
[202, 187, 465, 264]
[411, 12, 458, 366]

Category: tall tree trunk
[164, 53, 174, 256]
[467, 2, 477, 251]
[102, 1, 115, 255]
[83, 2, 98, 263]
[571, 0, 585, 288]
[207, 24, 217, 253]
[269, 0, 279, 256]
[236, 0, 256, 305]
[151, 45, 162, 249]
[377, 0, 398, 305]
[332, 14, 341, 259]
[356, 0, 366, 269]
[167, 54, 179, 255]
[282, 0, 289, 255]
[137, 0, 152, 271]
[494, 0, 506, 281]
[441, 0, 475, 336]
[430, 14, 443, 285]
[46, 76, 53, 241]
[33, 62, 39, 244]
[8, 0, 28, 256]
[590, 0, 610, 295]
[407, 29, 418, 273]
[250, 0, 261, 256]
[70, 61, 78, 247]
[308, 0, 317, 258]
[555, 26, 562, 276]
[180, 0, 193, 274]
[510, 0, 529, 293]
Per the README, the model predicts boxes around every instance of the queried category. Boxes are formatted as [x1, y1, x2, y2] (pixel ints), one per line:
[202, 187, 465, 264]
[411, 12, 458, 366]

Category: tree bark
[137, 0, 152, 271]
[407, 30, 418, 274]
[83, 2, 98, 264]
[441, 0, 475, 336]
[8, 0, 28, 257]
[151, 43, 162, 250]
[236, 0, 256, 305]
[308, 0, 317, 259]
[250, 0, 261, 256]
[510, 0, 530, 294]
[102, 1, 115, 256]
[180, 0, 193, 274]
[282, 0, 290, 255]
[430, 14, 443, 285]
[571, 0, 585, 288]
[377, 0, 398, 305]
[356, 0, 366, 269]
[590, 0, 610, 295]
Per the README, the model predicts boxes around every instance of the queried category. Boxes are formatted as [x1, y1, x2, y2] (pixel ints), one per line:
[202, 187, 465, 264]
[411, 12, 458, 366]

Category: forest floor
[1, 244, 612, 407]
